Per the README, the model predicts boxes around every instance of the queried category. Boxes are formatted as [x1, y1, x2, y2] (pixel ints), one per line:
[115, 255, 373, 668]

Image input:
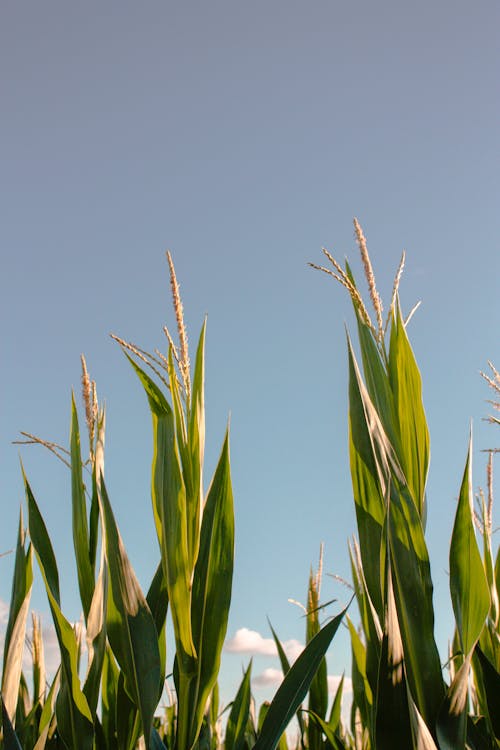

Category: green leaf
[25, 472, 94, 750]
[188, 428, 235, 747]
[388, 477, 444, 731]
[2, 507, 33, 722]
[225, 662, 252, 750]
[70, 394, 95, 619]
[98, 475, 161, 750]
[268, 622, 305, 743]
[254, 607, 347, 750]
[347, 338, 390, 618]
[126, 354, 196, 669]
[388, 299, 430, 520]
[450, 435, 490, 657]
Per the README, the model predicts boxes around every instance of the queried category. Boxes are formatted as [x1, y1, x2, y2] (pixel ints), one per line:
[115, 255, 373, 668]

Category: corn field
[1, 223, 499, 750]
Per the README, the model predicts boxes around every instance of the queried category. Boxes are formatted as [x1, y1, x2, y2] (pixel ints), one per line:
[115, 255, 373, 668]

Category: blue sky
[1, 1, 499, 714]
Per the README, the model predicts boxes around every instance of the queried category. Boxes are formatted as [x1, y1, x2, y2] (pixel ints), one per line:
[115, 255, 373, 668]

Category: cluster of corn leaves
[1, 318, 236, 750]
[1, 313, 348, 750]
[340, 264, 500, 749]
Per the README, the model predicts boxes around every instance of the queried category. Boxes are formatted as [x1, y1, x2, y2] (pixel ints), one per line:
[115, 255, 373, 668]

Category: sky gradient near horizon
[1, 1, 499, 713]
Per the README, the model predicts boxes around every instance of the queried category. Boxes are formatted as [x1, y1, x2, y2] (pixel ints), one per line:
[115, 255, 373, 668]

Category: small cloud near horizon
[225, 627, 303, 662]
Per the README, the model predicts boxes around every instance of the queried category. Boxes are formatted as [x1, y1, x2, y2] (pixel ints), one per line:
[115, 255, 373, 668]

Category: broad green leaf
[254, 607, 347, 750]
[70, 394, 95, 619]
[126, 354, 195, 669]
[388, 299, 430, 520]
[98, 475, 161, 750]
[2, 508, 33, 722]
[347, 338, 390, 617]
[225, 662, 252, 750]
[25, 472, 94, 750]
[388, 477, 444, 731]
[187, 428, 234, 748]
[450, 436, 490, 657]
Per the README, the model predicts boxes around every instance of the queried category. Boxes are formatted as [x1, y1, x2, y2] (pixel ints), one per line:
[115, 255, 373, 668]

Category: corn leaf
[388, 299, 430, 520]
[225, 662, 252, 750]
[388, 477, 444, 731]
[449, 436, 490, 657]
[254, 607, 347, 750]
[98, 475, 161, 750]
[347, 338, 389, 617]
[2, 508, 33, 722]
[268, 622, 305, 743]
[188, 428, 234, 747]
[25, 472, 94, 750]
[126, 354, 195, 669]
[188, 320, 206, 562]
[70, 394, 95, 619]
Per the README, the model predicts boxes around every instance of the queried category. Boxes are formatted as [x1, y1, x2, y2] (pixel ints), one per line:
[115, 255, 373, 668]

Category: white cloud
[0, 598, 9, 625]
[253, 668, 283, 688]
[225, 628, 303, 662]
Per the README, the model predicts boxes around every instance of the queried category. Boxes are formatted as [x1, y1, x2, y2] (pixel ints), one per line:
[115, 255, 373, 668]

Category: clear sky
[1, 0, 499, 715]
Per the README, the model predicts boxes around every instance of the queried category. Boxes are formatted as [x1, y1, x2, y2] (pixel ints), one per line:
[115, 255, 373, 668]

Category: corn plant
[311, 219, 500, 749]
[1, 253, 347, 750]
